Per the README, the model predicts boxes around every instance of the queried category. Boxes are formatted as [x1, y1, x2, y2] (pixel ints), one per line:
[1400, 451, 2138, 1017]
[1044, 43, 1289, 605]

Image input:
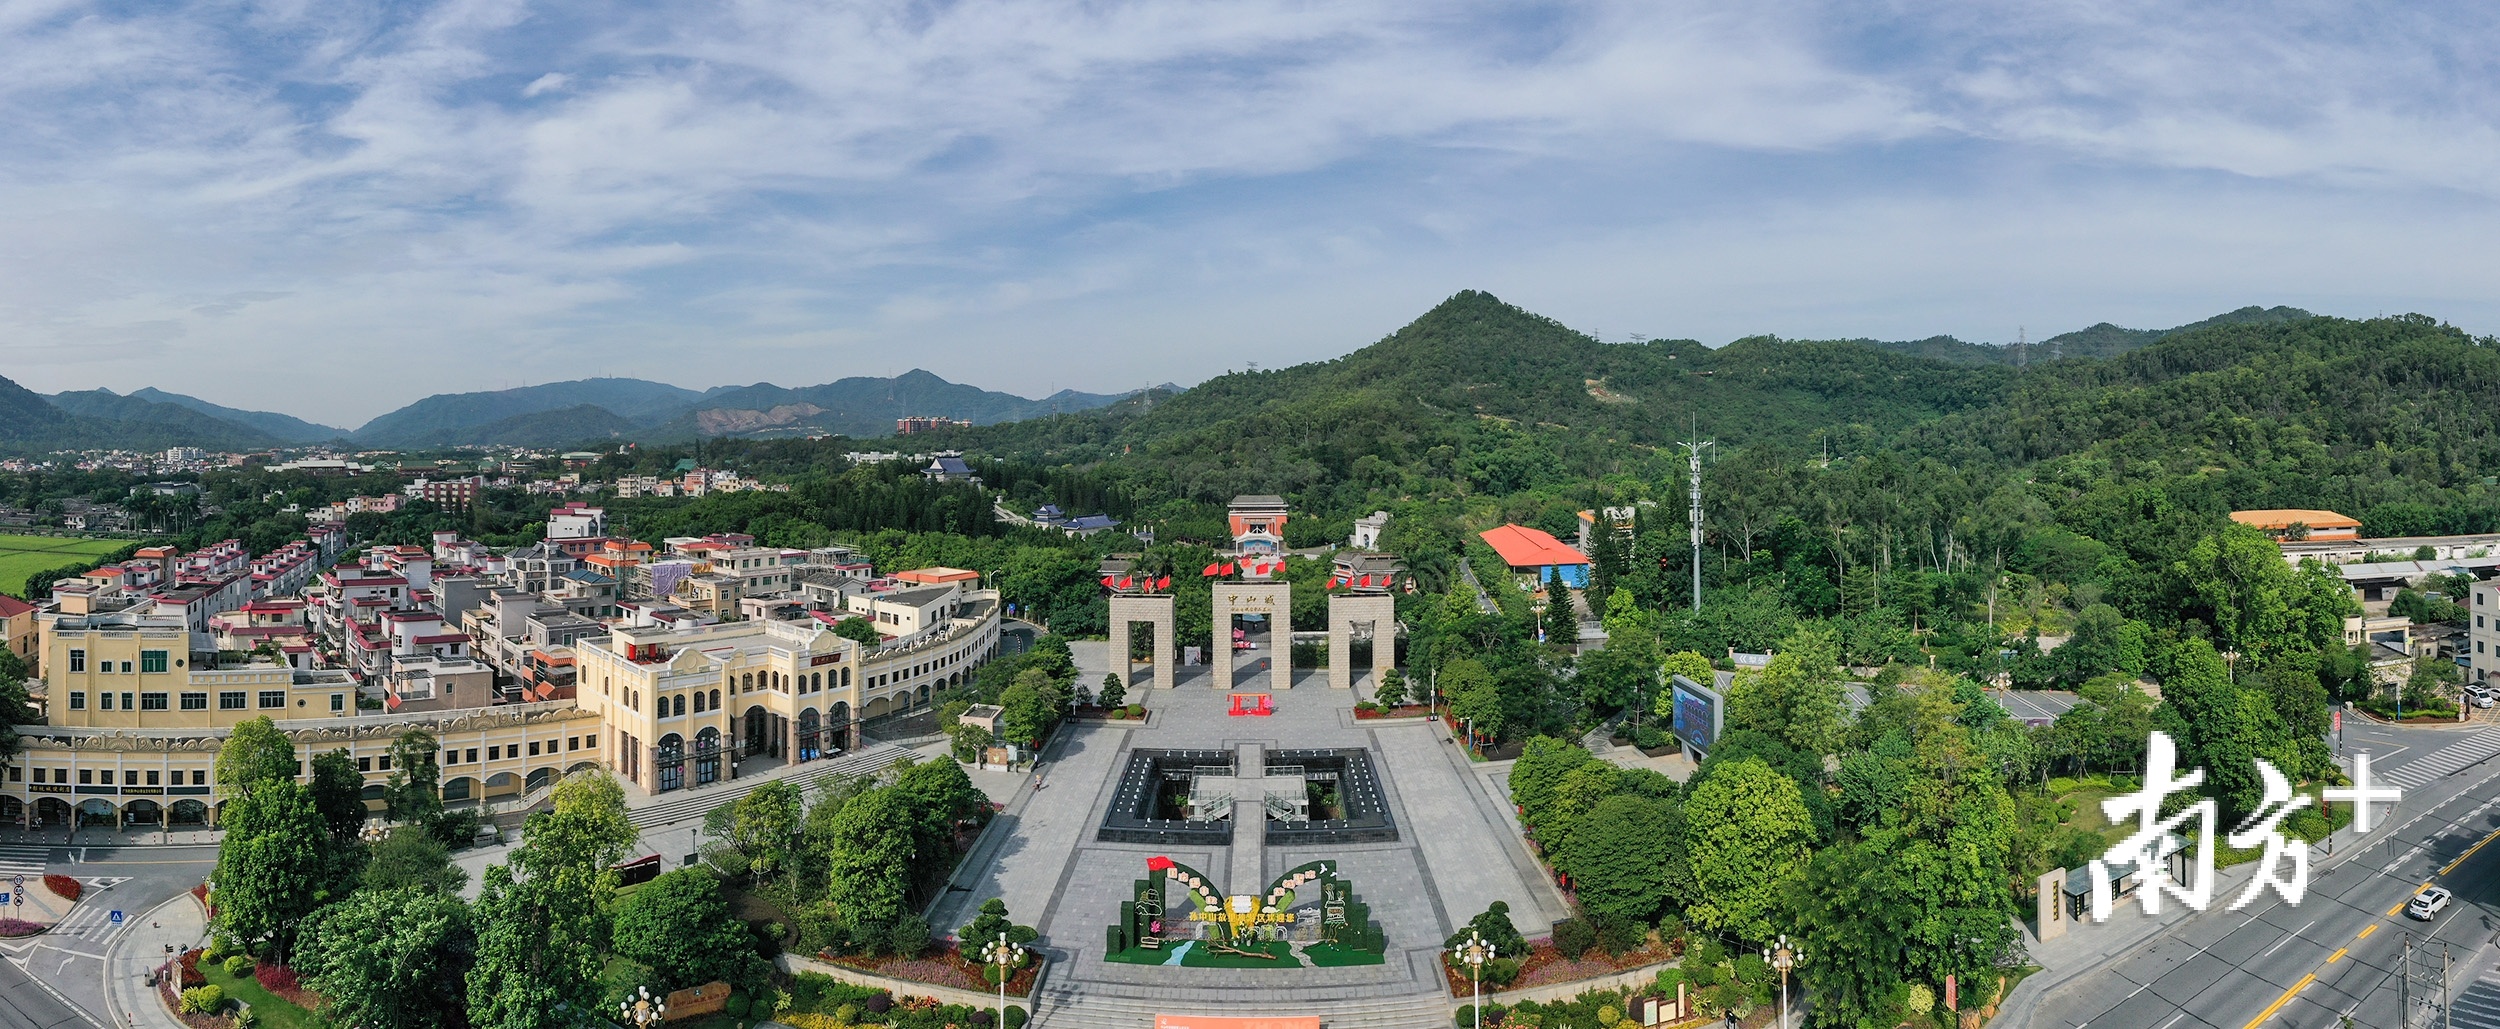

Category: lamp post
[982, 931, 1026, 1029]
[1762, 935, 1803, 1029]
[1454, 929, 1496, 1029]
[618, 985, 666, 1027]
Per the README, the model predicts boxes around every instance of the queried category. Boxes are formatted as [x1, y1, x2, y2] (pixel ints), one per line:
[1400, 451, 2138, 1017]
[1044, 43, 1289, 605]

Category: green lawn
[0, 534, 129, 597]
[202, 962, 315, 1029]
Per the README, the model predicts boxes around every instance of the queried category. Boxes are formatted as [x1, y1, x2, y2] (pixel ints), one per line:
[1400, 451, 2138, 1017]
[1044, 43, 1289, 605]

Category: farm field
[0, 533, 130, 598]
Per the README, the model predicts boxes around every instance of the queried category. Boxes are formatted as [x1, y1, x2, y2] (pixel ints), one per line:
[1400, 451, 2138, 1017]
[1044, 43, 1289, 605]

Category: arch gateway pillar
[1327, 593, 1396, 690]
[1107, 593, 1178, 690]
[1211, 582, 1292, 692]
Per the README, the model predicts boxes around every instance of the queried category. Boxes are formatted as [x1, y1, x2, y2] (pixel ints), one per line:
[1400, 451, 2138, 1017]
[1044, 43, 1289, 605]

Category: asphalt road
[2033, 722, 2500, 1029]
[0, 842, 216, 1029]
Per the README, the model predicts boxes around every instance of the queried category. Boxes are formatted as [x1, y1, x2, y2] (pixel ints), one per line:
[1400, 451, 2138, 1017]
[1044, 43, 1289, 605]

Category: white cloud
[0, 0, 2491, 423]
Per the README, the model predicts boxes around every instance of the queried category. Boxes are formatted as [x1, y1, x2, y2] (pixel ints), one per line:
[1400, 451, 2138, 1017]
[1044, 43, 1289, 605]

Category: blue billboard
[1669, 673, 1721, 756]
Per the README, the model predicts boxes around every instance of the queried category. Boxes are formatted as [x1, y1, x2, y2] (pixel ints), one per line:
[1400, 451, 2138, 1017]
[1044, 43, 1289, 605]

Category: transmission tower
[1678, 436, 1715, 612]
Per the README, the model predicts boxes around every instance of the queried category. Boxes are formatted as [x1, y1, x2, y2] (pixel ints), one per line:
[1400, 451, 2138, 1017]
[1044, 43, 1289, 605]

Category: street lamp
[618, 985, 666, 1027]
[982, 931, 1026, 1029]
[1761, 935, 1804, 1029]
[1454, 929, 1496, 1029]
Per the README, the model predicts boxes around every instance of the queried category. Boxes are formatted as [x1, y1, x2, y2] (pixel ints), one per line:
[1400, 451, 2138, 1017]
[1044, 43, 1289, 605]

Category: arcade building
[0, 576, 1003, 831]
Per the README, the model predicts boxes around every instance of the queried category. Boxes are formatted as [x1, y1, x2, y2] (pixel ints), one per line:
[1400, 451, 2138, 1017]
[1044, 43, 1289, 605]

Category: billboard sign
[1668, 673, 1721, 756]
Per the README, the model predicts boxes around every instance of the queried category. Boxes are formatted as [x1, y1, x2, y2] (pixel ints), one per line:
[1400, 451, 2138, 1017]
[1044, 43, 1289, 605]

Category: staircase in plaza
[1032, 979, 1454, 1029]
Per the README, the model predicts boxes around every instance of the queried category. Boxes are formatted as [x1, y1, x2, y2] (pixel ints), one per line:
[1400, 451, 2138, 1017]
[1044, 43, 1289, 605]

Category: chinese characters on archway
[2088, 731, 2401, 920]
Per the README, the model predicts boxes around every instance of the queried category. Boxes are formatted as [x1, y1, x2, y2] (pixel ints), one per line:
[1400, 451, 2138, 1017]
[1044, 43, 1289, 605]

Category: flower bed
[0, 918, 45, 938]
[43, 874, 81, 901]
[1353, 703, 1432, 720]
[256, 963, 320, 1009]
[1442, 937, 1679, 996]
[1071, 704, 1147, 721]
[820, 941, 1039, 997]
[178, 949, 208, 988]
[158, 974, 225, 1029]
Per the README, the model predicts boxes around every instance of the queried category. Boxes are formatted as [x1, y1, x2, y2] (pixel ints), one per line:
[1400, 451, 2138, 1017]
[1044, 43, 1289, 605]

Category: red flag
[1358, 574, 1374, 588]
[1158, 576, 1171, 590]
[1146, 855, 1175, 872]
[1117, 576, 1133, 590]
[1100, 576, 1117, 589]
[1222, 562, 1236, 575]
[1202, 563, 1221, 577]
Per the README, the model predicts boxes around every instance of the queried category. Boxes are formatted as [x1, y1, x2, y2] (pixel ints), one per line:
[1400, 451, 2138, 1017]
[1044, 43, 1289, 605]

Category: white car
[2407, 887, 2452, 921]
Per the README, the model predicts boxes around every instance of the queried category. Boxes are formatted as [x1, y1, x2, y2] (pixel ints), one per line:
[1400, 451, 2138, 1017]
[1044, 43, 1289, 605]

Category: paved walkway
[103, 889, 207, 1029]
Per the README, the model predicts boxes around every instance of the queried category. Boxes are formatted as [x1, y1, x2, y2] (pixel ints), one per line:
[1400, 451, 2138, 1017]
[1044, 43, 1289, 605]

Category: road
[0, 841, 217, 1029]
[2032, 720, 2500, 1029]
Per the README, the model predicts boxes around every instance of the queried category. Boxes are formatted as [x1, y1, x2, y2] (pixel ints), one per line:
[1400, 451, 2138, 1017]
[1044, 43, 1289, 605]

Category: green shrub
[1005, 1004, 1029, 1029]
[1482, 957, 1522, 987]
[1904, 982, 1935, 1015]
[1684, 961, 1722, 989]
[1552, 917, 1596, 956]
[888, 914, 933, 957]
[235, 1009, 261, 1029]
[203, 939, 232, 963]
[222, 955, 252, 976]
[724, 994, 749, 1018]
[1689, 935, 1725, 967]
[180, 985, 224, 1015]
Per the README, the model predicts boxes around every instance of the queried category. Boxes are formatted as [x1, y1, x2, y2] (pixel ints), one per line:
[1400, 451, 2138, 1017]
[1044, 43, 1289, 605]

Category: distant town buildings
[2231, 508, 2362, 542]
[896, 415, 972, 434]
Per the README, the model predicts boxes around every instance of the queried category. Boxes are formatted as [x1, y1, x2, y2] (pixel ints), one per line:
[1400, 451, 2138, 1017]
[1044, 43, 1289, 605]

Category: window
[100, 692, 114, 711]
[67, 692, 85, 710]
[466, 749, 478, 764]
[258, 690, 286, 708]
[120, 661, 133, 674]
[567, 736, 579, 751]
[582, 736, 596, 750]
[220, 691, 246, 710]
[358, 757, 371, 772]
[141, 693, 168, 711]
[331, 693, 345, 712]
[488, 746, 500, 761]
[192, 770, 206, 785]
[121, 692, 134, 710]
[181, 692, 207, 710]
[68, 649, 85, 672]
[79, 769, 92, 785]
[146, 771, 159, 785]
[124, 770, 138, 785]
[379, 756, 391, 771]
[31, 768, 42, 782]
[140, 650, 168, 674]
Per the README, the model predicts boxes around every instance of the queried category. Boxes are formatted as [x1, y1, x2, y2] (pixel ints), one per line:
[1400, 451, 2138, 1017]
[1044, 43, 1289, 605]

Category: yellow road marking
[2243, 973, 2316, 1029]
[2328, 948, 2348, 963]
[2388, 902, 2406, 916]
[2358, 924, 2377, 940]
[2440, 826, 2500, 875]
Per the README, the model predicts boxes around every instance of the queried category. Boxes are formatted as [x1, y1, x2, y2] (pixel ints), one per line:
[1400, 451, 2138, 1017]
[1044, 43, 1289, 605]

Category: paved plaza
[933, 644, 1569, 1027]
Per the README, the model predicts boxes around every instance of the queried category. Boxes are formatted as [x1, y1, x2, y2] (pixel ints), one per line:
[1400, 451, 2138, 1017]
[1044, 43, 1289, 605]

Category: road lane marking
[2328, 947, 2348, 963]
[2156, 1013, 2189, 1029]
[2358, 924, 2378, 940]
[2439, 825, 2500, 874]
[2260, 921, 2316, 959]
[2388, 902, 2407, 916]
[2243, 973, 2315, 1029]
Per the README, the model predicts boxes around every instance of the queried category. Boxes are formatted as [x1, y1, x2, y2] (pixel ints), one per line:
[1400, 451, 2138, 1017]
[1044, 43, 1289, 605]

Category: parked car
[2407, 886, 2452, 920]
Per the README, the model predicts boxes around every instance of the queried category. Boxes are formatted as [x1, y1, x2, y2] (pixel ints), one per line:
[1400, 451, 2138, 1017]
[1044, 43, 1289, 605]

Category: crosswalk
[0, 844, 50, 879]
[2451, 974, 2500, 1029]
[44, 879, 132, 941]
[2381, 729, 2500, 789]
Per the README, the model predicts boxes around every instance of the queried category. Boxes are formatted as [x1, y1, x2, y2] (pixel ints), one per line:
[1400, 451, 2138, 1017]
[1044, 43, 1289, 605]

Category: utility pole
[2404, 933, 2413, 1029]
[1678, 435, 1714, 612]
[2445, 944, 2453, 1029]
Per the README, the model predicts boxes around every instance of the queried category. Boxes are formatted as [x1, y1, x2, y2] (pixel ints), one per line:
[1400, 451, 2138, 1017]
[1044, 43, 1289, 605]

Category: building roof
[1479, 524, 1590, 568]
[1230, 494, 1288, 509]
[893, 567, 980, 586]
[2231, 509, 2362, 530]
[0, 594, 34, 618]
[1065, 514, 1120, 531]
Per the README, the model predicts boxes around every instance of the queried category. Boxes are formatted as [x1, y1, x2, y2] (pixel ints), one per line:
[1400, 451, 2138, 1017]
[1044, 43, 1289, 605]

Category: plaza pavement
[935, 644, 1572, 1028]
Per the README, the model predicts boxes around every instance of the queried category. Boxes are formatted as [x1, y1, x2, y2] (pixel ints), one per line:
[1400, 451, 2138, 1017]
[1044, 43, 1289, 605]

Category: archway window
[797, 708, 822, 761]
[694, 727, 724, 786]
[709, 689, 722, 711]
[656, 734, 686, 792]
[672, 694, 686, 717]
[742, 673, 753, 693]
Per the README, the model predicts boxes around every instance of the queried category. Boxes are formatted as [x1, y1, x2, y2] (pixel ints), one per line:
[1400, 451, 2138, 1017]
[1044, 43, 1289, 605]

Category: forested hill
[1854, 305, 2313, 365]
[940, 290, 2017, 505]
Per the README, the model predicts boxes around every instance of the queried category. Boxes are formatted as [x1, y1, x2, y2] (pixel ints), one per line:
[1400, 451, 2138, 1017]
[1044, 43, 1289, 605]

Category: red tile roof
[1479, 524, 1590, 569]
[0, 594, 33, 618]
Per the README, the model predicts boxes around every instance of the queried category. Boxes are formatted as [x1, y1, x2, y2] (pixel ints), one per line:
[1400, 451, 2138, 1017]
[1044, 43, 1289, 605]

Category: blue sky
[3, 0, 2494, 426]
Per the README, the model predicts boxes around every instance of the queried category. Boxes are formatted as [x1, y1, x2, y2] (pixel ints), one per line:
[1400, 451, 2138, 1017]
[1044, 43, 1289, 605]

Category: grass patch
[202, 963, 314, 1029]
[0, 534, 129, 597]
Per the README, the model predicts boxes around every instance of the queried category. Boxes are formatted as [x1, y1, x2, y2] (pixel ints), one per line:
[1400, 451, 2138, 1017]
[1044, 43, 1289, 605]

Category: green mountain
[0, 375, 72, 443]
[351, 378, 706, 446]
[129, 388, 346, 443]
[44, 389, 284, 450]
[1856, 305, 2314, 366]
[946, 290, 2017, 504]
[455, 404, 646, 448]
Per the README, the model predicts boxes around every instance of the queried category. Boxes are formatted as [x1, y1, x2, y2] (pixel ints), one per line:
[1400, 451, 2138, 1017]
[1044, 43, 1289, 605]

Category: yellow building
[1, 582, 1002, 829]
